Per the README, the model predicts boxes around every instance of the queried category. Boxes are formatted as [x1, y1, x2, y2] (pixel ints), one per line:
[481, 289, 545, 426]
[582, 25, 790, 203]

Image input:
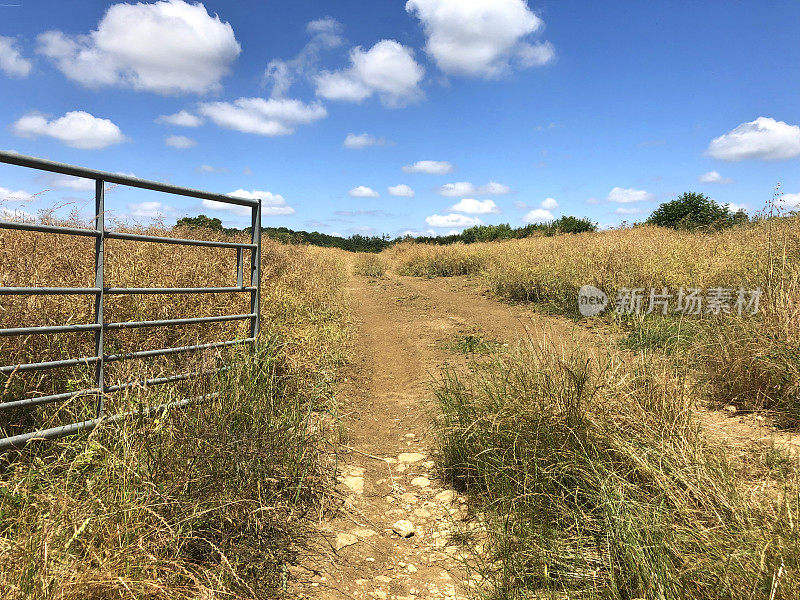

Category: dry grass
[0, 213, 349, 598]
[385, 241, 486, 278]
[434, 337, 800, 599]
[351, 253, 388, 278]
[387, 219, 800, 421]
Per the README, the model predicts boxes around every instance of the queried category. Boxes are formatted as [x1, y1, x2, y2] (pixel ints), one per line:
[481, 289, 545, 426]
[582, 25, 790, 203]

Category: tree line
[175, 193, 754, 253]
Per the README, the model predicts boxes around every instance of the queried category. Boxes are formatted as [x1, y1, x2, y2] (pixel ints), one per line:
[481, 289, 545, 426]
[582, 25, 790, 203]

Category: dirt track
[293, 271, 799, 599]
[292, 273, 589, 599]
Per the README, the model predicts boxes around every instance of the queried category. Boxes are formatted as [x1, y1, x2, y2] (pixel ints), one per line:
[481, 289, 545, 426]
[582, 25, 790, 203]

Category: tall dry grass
[434, 338, 800, 599]
[0, 213, 349, 598]
[387, 218, 800, 421]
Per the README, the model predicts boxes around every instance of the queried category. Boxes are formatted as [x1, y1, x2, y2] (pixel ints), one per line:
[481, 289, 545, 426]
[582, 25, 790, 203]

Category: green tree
[646, 192, 748, 231]
[176, 214, 224, 231]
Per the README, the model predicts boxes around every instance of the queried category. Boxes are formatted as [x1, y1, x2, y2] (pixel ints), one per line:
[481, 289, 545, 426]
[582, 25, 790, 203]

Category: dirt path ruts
[291, 273, 588, 600]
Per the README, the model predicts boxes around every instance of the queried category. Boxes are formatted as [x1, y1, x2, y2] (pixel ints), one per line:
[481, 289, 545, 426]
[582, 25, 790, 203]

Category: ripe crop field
[2, 215, 799, 600]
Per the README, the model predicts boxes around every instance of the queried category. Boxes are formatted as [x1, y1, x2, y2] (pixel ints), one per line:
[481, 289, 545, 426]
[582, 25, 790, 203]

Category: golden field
[0, 217, 349, 599]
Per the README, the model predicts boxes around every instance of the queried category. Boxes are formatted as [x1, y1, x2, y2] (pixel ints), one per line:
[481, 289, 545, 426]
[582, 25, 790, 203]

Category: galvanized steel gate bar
[0, 151, 262, 450]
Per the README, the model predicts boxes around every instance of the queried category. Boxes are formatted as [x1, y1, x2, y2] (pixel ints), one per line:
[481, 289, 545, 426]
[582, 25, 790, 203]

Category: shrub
[646, 192, 749, 231]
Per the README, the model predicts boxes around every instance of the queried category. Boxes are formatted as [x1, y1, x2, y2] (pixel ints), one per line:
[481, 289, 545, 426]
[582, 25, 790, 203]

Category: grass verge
[432, 338, 799, 599]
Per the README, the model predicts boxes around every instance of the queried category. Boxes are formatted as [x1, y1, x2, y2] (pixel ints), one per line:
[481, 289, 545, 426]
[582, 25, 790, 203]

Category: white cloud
[196, 164, 225, 174]
[540, 197, 558, 210]
[344, 133, 387, 149]
[402, 160, 454, 175]
[230, 189, 295, 215]
[724, 203, 748, 213]
[0, 186, 35, 203]
[614, 207, 643, 215]
[438, 182, 475, 197]
[198, 97, 327, 136]
[405, 0, 554, 78]
[36, 0, 240, 95]
[698, 170, 733, 184]
[607, 187, 654, 203]
[349, 185, 380, 198]
[266, 17, 343, 98]
[11, 111, 127, 149]
[438, 181, 512, 197]
[315, 40, 424, 107]
[157, 110, 203, 127]
[425, 213, 483, 228]
[388, 184, 415, 197]
[706, 117, 800, 161]
[128, 201, 175, 219]
[200, 189, 295, 218]
[401, 228, 437, 237]
[46, 175, 95, 191]
[0, 36, 32, 77]
[165, 134, 196, 148]
[481, 181, 512, 195]
[450, 198, 500, 214]
[522, 208, 553, 223]
[776, 193, 800, 210]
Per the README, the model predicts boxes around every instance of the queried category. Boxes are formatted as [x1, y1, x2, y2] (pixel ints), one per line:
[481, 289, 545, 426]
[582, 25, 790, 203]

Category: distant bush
[646, 192, 748, 231]
[352, 254, 388, 278]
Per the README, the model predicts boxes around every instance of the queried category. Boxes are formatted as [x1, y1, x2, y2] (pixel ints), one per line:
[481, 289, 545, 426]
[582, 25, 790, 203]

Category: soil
[291, 272, 800, 599]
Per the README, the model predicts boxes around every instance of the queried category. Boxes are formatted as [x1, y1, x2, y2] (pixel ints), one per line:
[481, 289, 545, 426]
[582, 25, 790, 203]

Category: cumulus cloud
[402, 160, 454, 175]
[438, 181, 511, 197]
[128, 201, 175, 219]
[157, 110, 203, 127]
[197, 97, 327, 136]
[540, 197, 558, 210]
[425, 213, 482, 228]
[349, 185, 380, 198]
[607, 187, 654, 203]
[776, 193, 800, 211]
[12, 111, 127, 149]
[450, 198, 500, 214]
[199, 189, 295, 218]
[706, 117, 800, 161]
[0, 36, 32, 77]
[36, 0, 240, 95]
[522, 208, 553, 223]
[46, 175, 95, 191]
[698, 170, 733, 184]
[344, 133, 386, 149]
[405, 0, 554, 78]
[725, 203, 748, 213]
[165, 134, 196, 148]
[315, 40, 424, 107]
[0, 186, 35, 203]
[388, 184, 415, 197]
[266, 17, 343, 98]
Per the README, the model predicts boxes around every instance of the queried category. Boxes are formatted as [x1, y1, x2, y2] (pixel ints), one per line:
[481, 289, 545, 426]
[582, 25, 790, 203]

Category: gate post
[94, 179, 105, 417]
[250, 200, 261, 343]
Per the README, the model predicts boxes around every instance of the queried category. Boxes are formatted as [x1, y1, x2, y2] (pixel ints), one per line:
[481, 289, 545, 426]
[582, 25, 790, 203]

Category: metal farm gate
[0, 151, 262, 450]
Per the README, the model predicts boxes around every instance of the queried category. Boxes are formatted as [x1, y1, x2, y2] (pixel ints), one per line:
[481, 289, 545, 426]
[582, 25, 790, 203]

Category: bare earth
[292, 272, 800, 599]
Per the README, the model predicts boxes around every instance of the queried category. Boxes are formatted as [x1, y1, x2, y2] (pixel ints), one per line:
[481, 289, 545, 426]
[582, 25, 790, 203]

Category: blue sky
[1, 0, 799, 236]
